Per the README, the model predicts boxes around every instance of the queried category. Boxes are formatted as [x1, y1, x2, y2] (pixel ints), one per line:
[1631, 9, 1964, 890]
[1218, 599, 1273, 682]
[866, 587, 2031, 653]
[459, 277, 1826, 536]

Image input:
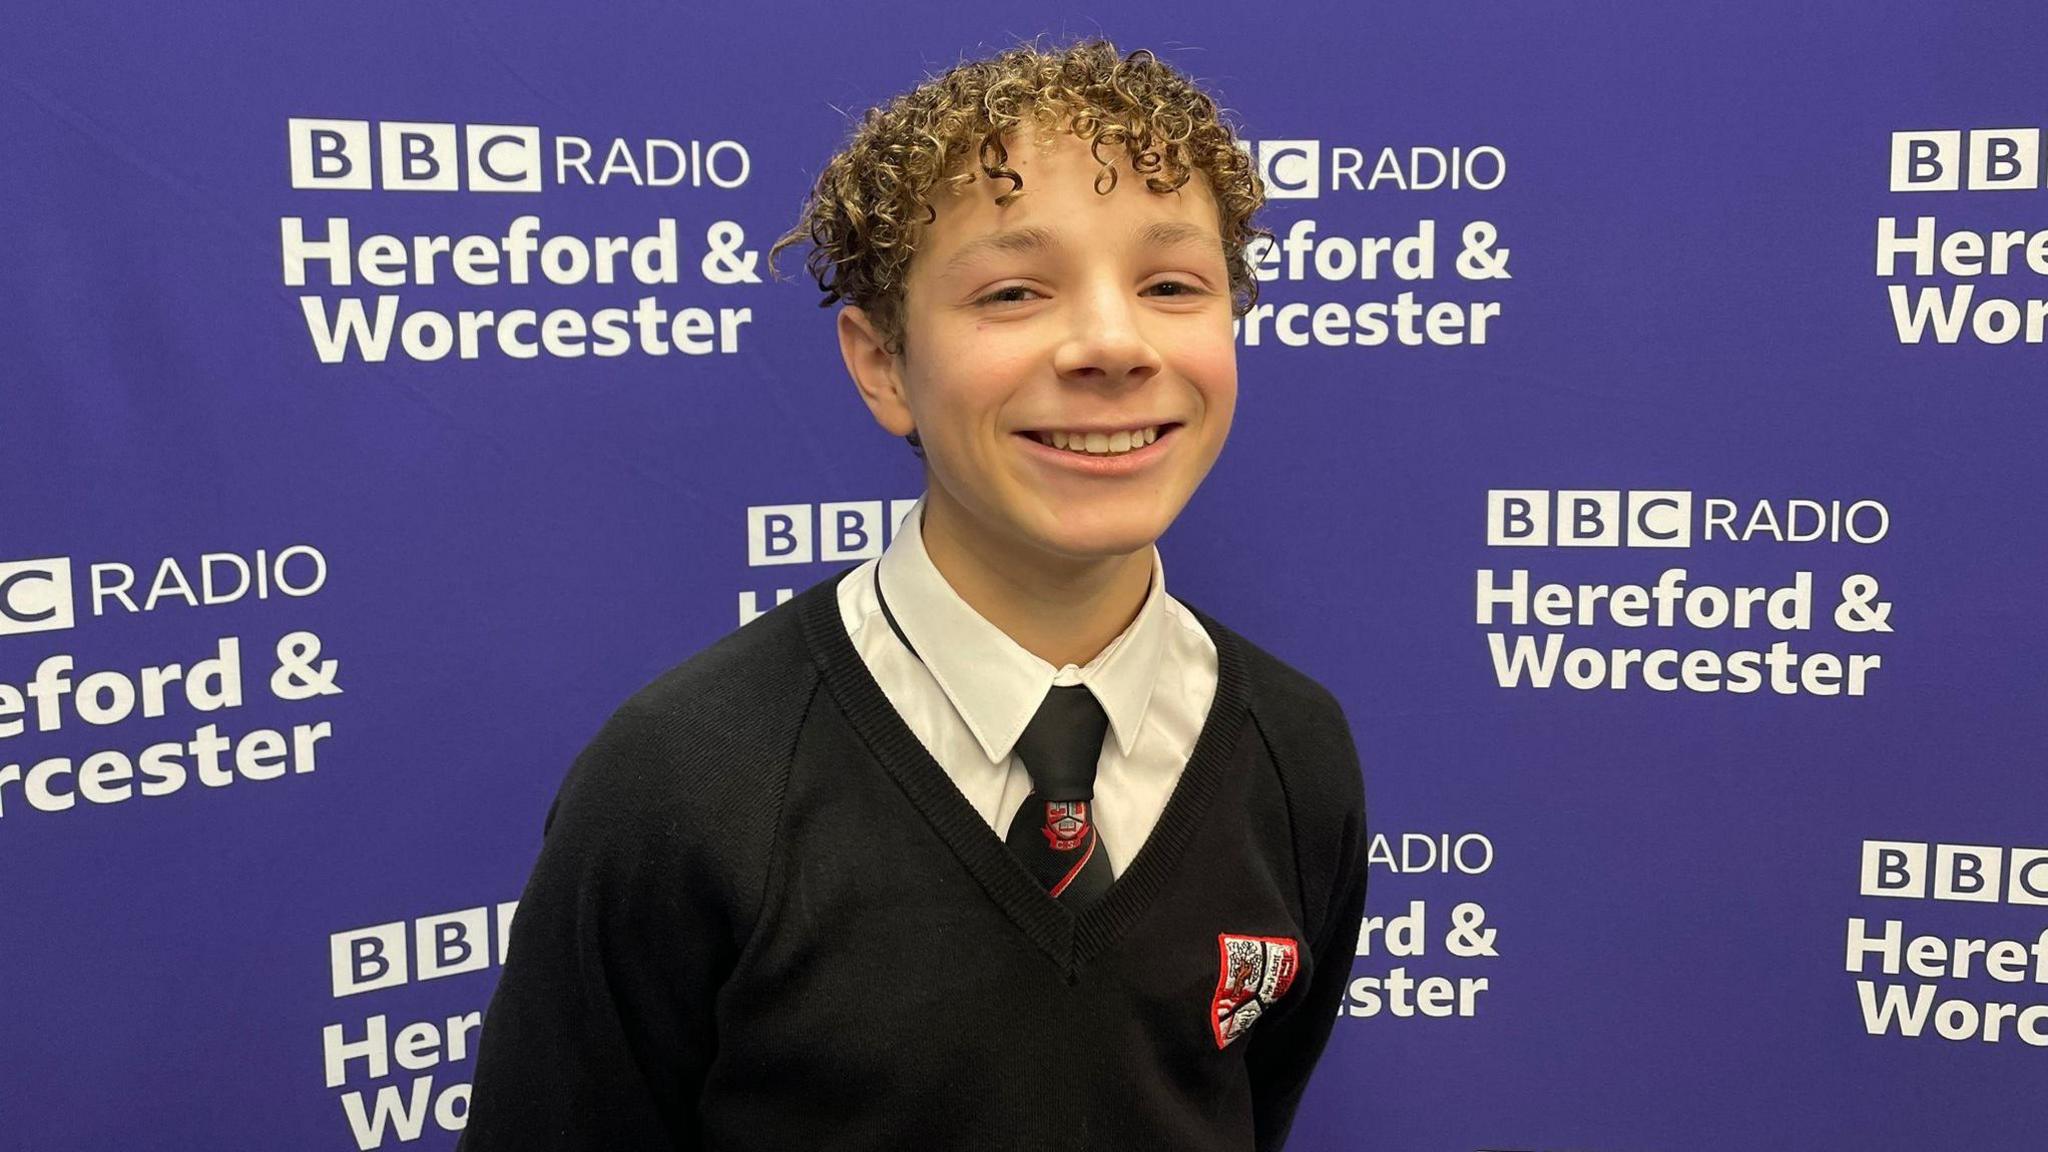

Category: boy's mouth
[1019, 422, 1181, 457]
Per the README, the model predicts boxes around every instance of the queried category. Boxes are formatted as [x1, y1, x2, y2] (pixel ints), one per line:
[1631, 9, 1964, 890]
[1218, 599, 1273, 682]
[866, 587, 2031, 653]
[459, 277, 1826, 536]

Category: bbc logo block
[1890, 129, 2044, 192]
[329, 902, 518, 997]
[1486, 490, 1692, 548]
[747, 500, 918, 567]
[0, 558, 75, 636]
[1243, 140, 1321, 200]
[288, 118, 542, 192]
[1860, 840, 2048, 906]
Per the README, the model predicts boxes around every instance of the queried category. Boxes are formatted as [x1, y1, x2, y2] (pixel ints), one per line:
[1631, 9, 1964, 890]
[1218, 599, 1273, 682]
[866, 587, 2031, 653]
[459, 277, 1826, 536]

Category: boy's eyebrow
[1135, 220, 1225, 258]
[940, 220, 1223, 277]
[940, 225, 1059, 277]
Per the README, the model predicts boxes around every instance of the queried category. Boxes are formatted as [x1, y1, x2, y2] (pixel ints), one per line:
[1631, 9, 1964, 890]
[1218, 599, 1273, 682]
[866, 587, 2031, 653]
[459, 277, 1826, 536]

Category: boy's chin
[1022, 505, 1176, 561]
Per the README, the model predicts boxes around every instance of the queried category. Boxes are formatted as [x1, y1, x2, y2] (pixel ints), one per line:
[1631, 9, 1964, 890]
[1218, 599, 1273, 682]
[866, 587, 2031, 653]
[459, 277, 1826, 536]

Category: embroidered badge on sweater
[1210, 933, 1301, 1049]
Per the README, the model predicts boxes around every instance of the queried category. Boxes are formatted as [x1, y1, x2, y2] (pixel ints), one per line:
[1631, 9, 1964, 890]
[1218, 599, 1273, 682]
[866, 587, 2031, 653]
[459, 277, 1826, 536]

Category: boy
[460, 38, 1368, 1151]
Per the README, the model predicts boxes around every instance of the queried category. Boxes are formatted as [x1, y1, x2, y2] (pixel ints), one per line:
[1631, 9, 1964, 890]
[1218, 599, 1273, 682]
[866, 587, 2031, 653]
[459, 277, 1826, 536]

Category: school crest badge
[1040, 800, 1090, 851]
[1210, 933, 1301, 1049]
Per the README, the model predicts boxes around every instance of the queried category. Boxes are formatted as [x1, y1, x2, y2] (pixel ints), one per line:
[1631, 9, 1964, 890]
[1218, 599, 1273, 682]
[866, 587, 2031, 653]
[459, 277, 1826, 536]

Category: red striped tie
[1004, 684, 1113, 908]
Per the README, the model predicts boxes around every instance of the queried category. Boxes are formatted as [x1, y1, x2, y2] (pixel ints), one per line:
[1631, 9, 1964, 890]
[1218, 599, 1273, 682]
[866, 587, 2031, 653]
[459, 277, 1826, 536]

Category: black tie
[874, 562, 1113, 909]
[1003, 684, 1114, 909]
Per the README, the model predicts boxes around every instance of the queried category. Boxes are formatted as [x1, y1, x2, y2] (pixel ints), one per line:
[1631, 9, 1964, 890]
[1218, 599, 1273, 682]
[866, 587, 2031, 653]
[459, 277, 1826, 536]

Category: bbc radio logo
[288, 118, 751, 194]
[1240, 139, 1507, 199]
[747, 500, 917, 567]
[1487, 490, 1691, 548]
[1890, 128, 2048, 192]
[0, 558, 74, 636]
[330, 902, 517, 997]
[1860, 840, 2048, 906]
[290, 118, 542, 193]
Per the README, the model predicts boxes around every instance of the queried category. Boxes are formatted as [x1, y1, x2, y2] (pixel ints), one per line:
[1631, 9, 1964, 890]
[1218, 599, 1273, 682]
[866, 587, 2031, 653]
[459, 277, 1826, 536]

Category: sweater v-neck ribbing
[798, 566, 1251, 978]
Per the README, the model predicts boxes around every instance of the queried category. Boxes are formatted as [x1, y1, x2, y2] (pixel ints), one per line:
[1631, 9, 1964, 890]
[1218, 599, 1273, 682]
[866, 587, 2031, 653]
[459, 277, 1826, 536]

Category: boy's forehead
[918, 125, 1221, 259]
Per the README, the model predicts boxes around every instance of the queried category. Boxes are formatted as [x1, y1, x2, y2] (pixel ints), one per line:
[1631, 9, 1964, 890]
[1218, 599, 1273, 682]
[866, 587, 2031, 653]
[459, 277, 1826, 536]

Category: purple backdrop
[4, 1, 2044, 1147]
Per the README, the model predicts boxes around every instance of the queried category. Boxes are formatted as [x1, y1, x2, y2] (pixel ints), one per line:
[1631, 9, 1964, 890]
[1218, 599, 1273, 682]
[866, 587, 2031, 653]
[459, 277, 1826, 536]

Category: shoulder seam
[728, 657, 819, 985]
[1246, 698, 1315, 945]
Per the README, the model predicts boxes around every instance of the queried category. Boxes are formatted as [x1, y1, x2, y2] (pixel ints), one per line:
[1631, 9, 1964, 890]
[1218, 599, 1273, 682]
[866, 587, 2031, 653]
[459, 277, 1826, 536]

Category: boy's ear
[837, 305, 916, 438]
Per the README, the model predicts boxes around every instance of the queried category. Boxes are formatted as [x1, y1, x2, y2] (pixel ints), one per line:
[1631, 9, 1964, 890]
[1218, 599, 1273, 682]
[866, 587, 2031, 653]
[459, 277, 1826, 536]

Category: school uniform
[459, 496, 1369, 1151]
[837, 494, 1218, 879]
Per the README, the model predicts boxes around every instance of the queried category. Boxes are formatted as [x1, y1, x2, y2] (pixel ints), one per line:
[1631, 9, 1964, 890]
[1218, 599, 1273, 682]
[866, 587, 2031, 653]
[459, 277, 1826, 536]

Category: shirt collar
[876, 493, 1173, 765]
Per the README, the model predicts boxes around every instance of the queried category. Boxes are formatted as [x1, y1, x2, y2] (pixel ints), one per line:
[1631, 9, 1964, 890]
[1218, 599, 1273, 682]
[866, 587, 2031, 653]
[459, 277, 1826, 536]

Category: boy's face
[840, 120, 1238, 565]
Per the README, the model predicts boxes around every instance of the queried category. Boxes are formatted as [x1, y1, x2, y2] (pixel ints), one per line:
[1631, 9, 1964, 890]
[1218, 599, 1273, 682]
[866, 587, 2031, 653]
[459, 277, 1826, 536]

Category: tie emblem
[1040, 800, 1090, 850]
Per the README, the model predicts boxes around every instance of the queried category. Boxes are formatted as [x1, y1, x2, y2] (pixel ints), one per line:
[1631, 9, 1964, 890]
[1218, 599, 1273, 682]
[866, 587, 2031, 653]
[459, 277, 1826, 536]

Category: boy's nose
[1052, 281, 1164, 385]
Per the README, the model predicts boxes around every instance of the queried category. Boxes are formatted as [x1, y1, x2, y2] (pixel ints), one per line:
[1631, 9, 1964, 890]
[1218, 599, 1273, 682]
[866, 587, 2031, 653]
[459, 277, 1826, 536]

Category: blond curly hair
[769, 37, 1270, 359]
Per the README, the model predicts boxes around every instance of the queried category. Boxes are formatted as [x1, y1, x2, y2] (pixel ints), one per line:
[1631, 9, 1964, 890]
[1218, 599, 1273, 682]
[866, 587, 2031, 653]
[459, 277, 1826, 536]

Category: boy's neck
[917, 486, 1154, 671]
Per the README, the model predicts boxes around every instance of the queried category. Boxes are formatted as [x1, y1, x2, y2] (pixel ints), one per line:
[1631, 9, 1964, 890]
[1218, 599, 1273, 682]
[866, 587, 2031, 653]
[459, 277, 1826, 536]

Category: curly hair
[769, 37, 1270, 361]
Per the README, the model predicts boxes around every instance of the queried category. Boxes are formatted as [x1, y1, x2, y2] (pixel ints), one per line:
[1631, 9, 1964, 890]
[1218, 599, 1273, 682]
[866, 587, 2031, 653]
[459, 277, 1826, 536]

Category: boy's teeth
[1037, 426, 1162, 455]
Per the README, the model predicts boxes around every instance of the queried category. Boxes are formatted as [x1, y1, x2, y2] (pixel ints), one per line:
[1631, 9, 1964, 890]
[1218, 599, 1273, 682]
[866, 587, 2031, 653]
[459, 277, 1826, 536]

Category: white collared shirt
[834, 494, 1220, 877]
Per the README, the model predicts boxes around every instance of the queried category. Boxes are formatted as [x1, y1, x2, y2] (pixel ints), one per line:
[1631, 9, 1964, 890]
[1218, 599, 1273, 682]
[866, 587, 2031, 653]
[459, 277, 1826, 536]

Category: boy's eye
[975, 285, 1039, 306]
[974, 280, 1208, 306]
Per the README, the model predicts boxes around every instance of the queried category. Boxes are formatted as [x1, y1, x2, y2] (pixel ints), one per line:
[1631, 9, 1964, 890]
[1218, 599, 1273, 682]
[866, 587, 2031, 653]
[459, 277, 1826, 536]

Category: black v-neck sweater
[458, 568, 1369, 1152]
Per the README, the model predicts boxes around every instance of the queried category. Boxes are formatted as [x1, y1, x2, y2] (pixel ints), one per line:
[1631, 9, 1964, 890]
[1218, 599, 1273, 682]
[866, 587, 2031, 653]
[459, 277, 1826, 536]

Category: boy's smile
[839, 121, 1238, 583]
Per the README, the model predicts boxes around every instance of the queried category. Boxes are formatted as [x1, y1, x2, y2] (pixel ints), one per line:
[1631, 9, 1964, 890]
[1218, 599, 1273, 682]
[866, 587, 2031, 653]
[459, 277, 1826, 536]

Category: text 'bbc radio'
[0, 545, 326, 637]
[288, 118, 750, 193]
[1241, 139, 1506, 199]
[1485, 490, 1890, 548]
